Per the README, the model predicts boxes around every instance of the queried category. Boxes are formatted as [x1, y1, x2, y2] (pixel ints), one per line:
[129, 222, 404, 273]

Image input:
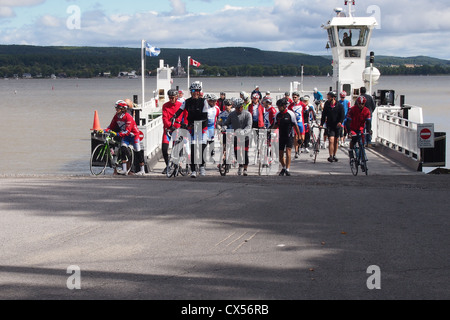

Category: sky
[1, 0, 450, 60]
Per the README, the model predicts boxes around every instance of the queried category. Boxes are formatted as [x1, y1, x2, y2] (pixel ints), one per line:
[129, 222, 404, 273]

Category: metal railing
[373, 106, 421, 161]
[137, 98, 164, 165]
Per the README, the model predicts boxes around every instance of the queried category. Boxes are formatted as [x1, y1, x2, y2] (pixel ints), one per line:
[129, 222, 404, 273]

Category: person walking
[320, 91, 345, 163]
[223, 98, 253, 176]
[162, 89, 187, 174]
[272, 98, 302, 176]
[172, 82, 209, 178]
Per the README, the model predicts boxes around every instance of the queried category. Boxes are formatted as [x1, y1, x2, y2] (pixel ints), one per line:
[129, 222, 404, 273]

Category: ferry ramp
[148, 139, 421, 178]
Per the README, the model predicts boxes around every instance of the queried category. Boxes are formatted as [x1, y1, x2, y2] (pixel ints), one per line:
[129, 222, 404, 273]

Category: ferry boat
[92, 1, 446, 174]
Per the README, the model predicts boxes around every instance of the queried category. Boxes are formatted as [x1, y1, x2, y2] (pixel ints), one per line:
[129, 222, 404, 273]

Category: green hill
[0, 45, 449, 78]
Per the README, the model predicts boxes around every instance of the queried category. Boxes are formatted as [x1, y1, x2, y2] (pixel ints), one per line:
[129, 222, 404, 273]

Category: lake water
[1, 75, 449, 175]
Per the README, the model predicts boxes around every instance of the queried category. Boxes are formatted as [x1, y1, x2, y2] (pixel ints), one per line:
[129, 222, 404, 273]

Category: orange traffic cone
[91, 110, 101, 131]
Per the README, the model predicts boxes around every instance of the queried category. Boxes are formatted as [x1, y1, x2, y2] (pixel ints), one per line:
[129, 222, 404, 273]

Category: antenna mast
[344, 0, 356, 18]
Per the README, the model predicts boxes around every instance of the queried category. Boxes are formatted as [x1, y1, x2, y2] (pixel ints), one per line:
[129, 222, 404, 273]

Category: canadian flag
[190, 58, 201, 67]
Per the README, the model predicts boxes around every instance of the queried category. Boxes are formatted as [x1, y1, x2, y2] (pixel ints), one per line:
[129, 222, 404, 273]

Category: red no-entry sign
[417, 124, 435, 149]
[420, 128, 432, 140]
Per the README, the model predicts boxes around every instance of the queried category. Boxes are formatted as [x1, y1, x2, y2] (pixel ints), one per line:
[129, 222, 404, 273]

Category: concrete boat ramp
[0, 145, 449, 302]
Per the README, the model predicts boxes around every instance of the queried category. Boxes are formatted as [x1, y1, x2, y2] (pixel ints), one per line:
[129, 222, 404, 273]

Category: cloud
[169, 0, 186, 16]
[1, 0, 450, 60]
[0, 0, 45, 19]
[0, 7, 15, 18]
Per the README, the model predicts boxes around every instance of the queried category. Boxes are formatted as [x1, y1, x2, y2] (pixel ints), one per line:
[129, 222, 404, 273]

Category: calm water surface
[1, 76, 449, 175]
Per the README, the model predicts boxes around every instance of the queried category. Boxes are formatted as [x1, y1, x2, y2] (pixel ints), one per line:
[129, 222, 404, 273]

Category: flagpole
[187, 56, 191, 91]
[141, 39, 146, 108]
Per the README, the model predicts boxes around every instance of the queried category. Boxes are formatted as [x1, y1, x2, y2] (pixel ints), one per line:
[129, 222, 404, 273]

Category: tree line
[1, 45, 449, 78]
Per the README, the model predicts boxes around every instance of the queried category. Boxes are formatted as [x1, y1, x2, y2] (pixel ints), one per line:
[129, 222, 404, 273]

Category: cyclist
[178, 90, 186, 104]
[217, 99, 233, 164]
[272, 98, 302, 176]
[289, 91, 306, 159]
[172, 82, 209, 178]
[346, 96, 372, 167]
[313, 88, 324, 112]
[285, 92, 293, 105]
[162, 89, 187, 174]
[248, 93, 265, 129]
[103, 100, 145, 176]
[205, 93, 221, 160]
[217, 99, 233, 129]
[223, 98, 252, 176]
[240, 91, 251, 111]
[302, 95, 317, 154]
[338, 91, 352, 147]
[262, 96, 277, 129]
[217, 92, 227, 111]
[320, 91, 345, 163]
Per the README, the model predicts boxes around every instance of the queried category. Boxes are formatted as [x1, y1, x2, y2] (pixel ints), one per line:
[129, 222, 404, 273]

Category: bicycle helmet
[168, 89, 178, 97]
[115, 100, 128, 110]
[285, 92, 291, 96]
[262, 96, 273, 104]
[224, 99, 232, 106]
[340, 91, 347, 98]
[357, 96, 367, 105]
[303, 95, 310, 101]
[292, 91, 300, 97]
[233, 98, 245, 108]
[327, 91, 337, 98]
[189, 81, 202, 92]
[240, 91, 250, 101]
[204, 93, 218, 101]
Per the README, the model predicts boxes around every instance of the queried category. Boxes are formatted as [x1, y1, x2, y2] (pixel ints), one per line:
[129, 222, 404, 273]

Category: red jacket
[162, 100, 186, 130]
[107, 113, 140, 138]
[248, 103, 265, 128]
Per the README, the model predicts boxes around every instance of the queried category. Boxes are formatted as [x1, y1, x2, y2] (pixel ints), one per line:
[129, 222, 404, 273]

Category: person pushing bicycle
[100, 100, 145, 176]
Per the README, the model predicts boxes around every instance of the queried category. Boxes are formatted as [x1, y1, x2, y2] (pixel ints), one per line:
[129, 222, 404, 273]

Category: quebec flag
[146, 43, 161, 57]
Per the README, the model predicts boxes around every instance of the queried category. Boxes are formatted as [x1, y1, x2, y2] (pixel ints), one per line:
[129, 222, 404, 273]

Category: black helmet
[168, 89, 178, 97]
[327, 91, 337, 98]
[276, 98, 290, 108]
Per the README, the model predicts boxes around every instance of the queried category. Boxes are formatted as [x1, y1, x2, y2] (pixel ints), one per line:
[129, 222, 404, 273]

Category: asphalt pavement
[0, 163, 449, 301]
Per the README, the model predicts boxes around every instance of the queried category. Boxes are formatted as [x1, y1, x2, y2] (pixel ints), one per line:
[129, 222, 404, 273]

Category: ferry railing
[137, 98, 164, 171]
[374, 106, 421, 161]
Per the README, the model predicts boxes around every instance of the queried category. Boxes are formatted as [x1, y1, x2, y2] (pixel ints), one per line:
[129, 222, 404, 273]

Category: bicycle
[258, 131, 277, 176]
[166, 121, 190, 178]
[218, 129, 233, 176]
[309, 124, 323, 164]
[90, 131, 134, 176]
[349, 131, 369, 176]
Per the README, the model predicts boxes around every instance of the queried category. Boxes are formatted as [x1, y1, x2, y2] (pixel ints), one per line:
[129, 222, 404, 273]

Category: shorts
[189, 127, 208, 145]
[122, 135, 141, 152]
[279, 136, 294, 151]
[326, 127, 340, 138]
[207, 127, 216, 141]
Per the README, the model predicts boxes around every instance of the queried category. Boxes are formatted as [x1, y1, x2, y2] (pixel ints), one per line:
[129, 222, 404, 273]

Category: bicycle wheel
[312, 134, 320, 164]
[264, 147, 274, 176]
[166, 161, 177, 178]
[361, 149, 368, 175]
[90, 144, 109, 176]
[350, 158, 359, 176]
[219, 159, 227, 176]
[126, 146, 134, 174]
